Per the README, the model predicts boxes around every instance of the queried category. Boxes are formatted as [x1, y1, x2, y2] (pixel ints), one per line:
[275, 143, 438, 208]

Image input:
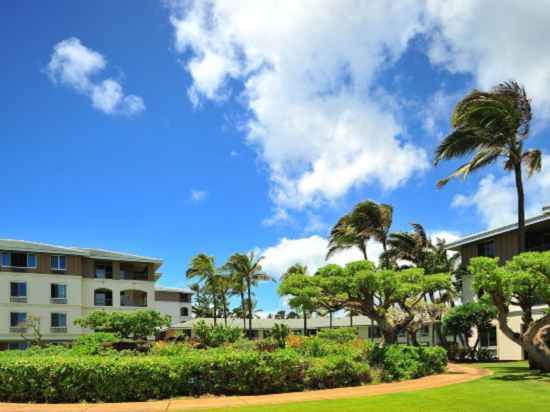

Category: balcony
[119, 263, 150, 281]
[10, 296, 27, 303]
[120, 290, 147, 307]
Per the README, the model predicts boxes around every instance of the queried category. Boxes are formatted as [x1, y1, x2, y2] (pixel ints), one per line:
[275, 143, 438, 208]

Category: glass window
[51, 255, 67, 270]
[10, 282, 27, 297]
[480, 327, 497, 347]
[94, 289, 113, 306]
[51, 313, 67, 328]
[95, 263, 113, 279]
[1, 253, 9, 266]
[10, 312, 27, 327]
[51, 284, 67, 299]
[477, 241, 496, 257]
[26, 254, 37, 268]
[180, 307, 189, 317]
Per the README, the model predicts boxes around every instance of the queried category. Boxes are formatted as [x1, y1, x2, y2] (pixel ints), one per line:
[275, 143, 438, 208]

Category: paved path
[0, 364, 490, 412]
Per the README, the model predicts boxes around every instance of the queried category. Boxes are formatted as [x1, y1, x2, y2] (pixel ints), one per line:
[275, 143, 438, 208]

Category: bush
[193, 321, 242, 348]
[317, 327, 358, 343]
[370, 345, 447, 382]
[304, 356, 371, 389]
[72, 332, 117, 355]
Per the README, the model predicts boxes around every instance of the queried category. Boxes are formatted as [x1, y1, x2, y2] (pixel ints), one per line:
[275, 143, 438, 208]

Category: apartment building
[0, 239, 192, 349]
[446, 206, 550, 360]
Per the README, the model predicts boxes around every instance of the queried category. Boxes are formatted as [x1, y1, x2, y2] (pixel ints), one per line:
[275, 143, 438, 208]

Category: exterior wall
[154, 300, 192, 325]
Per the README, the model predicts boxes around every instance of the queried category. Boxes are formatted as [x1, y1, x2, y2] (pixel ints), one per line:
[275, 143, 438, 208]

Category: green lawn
[179, 362, 549, 412]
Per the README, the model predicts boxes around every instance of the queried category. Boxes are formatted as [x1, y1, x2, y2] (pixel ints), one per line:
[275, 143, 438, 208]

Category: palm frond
[522, 149, 542, 176]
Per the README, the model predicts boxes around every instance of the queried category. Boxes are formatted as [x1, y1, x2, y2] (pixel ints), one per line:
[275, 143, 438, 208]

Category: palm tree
[434, 81, 541, 252]
[224, 252, 274, 336]
[215, 274, 233, 326]
[326, 213, 369, 260]
[186, 254, 219, 325]
[384, 223, 431, 269]
[348, 200, 393, 267]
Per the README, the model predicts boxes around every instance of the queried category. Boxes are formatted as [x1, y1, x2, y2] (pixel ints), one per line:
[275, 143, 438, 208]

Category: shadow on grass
[487, 364, 550, 383]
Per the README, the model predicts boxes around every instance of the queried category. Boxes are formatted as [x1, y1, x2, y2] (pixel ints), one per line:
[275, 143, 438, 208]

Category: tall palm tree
[384, 223, 431, 269]
[434, 81, 541, 252]
[186, 254, 219, 325]
[224, 264, 248, 329]
[348, 200, 393, 267]
[224, 252, 274, 336]
[326, 213, 369, 260]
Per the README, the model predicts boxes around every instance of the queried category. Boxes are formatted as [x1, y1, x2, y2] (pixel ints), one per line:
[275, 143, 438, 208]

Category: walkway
[0, 364, 489, 412]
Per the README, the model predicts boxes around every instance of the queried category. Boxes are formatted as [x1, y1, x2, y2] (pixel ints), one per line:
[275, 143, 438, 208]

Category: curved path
[0, 364, 489, 412]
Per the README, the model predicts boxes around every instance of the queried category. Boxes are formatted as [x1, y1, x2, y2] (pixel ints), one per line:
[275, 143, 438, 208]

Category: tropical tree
[186, 254, 220, 325]
[384, 223, 431, 269]
[347, 200, 393, 268]
[434, 81, 541, 252]
[327, 213, 369, 260]
[224, 252, 273, 336]
[214, 274, 233, 326]
[278, 265, 319, 336]
[314, 264, 346, 328]
[469, 252, 550, 371]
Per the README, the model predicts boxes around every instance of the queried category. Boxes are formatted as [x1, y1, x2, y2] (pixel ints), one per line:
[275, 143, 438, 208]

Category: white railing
[10, 296, 27, 303]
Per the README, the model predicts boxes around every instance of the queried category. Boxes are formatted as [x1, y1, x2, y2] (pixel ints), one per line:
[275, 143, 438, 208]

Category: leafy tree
[224, 252, 273, 337]
[469, 253, 550, 371]
[316, 260, 452, 345]
[347, 200, 393, 268]
[314, 264, 346, 327]
[271, 323, 290, 348]
[274, 310, 287, 319]
[187, 254, 220, 325]
[327, 213, 369, 260]
[442, 301, 496, 358]
[278, 265, 319, 336]
[434, 81, 541, 252]
[75, 310, 170, 340]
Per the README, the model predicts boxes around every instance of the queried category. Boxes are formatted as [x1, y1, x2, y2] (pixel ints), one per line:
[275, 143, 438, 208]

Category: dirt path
[0, 364, 490, 412]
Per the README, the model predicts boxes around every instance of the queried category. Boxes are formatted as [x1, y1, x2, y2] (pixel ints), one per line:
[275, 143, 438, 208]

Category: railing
[50, 327, 67, 333]
[10, 296, 27, 303]
[10, 327, 27, 333]
[50, 297, 68, 304]
[120, 298, 147, 307]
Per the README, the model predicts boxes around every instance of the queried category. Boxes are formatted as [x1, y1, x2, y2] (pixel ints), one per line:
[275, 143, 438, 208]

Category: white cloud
[451, 154, 550, 229]
[425, 0, 550, 121]
[46, 37, 145, 115]
[421, 89, 462, 138]
[430, 230, 461, 244]
[169, 1, 429, 212]
[190, 189, 207, 202]
[260, 235, 382, 278]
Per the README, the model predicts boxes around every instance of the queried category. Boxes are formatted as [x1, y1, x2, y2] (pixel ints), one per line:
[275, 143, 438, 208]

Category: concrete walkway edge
[0, 364, 490, 412]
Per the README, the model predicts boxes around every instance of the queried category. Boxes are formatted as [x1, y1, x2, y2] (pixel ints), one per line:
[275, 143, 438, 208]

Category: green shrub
[317, 327, 358, 343]
[271, 323, 290, 348]
[370, 345, 447, 382]
[193, 321, 242, 348]
[304, 356, 371, 389]
[72, 332, 117, 355]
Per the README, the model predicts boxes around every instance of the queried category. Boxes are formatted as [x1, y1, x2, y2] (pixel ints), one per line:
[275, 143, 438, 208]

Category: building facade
[0, 239, 192, 349]
[446, 207, 550, 360]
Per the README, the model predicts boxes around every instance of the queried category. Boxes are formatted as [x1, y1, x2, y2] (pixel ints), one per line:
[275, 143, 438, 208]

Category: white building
[0, 239, 192, 349]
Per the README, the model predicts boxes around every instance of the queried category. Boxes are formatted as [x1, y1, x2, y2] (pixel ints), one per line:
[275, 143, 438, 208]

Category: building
[446, 206, 550, 360]
[0, 239, 192, 349]
[169, 316, 438, 346]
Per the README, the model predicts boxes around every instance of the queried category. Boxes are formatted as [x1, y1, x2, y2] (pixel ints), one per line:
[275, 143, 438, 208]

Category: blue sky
[3, 1, 550, 314]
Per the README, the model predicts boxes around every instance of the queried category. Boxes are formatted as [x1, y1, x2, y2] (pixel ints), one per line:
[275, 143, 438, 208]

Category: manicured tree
[314, 264, 346, 328]
[434, 81, 541, 252]
[348, 200, 393, 268]
[317, 260, 452, 345]
[278, 265, 319, 336]
[327, 213, 369, 260]
[224, 252, 273, 337]
[187, 254, 220, 325]
[442, 301, 496, 359]
[469, 253, 550, 371]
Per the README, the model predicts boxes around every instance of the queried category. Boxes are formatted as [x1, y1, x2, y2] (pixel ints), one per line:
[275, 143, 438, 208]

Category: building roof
[445, 210, 550, 250]
[172, 316, 373, 330]
[0, 239, 163, 264]
[155, 286, 194, 294]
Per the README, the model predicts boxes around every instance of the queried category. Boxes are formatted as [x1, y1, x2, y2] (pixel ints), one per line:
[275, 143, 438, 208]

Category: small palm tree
[327, 213, 369, 260]
[385, 223, 431, 269]
[434, 81, 541, 252]
[224, 252, 274, 336]
[186, 254, 219, 325]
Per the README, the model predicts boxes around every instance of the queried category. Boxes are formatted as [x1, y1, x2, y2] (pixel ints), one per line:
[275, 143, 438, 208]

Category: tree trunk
[360, 243, 368, 260]
[349, 313, 353, 327]
[381, 329, 397, 346]
[381, 238, 389, 269]
[303, 310, 308, 336]
[514, 163, 526, 253]
[329, 311, 333, 328]
[409, 330, 419, 346]
[523, 315, 550, 372]
[240, 290, 246, 330]
[246, 278, 253, 337]
[212, 287, 218, 326]
[223, 299, 228, 327]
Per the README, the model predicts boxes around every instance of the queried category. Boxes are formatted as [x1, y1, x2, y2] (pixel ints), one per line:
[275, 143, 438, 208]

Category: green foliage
[316, 327, 358, 343]
[443, 302, 496, 340]
[75, 310, 171, 340]
[370, 345, 447, 382]
[271, 323, 290, 348]
[72, 332, 117, 355]
[304, 356, 371, 389]
[193, 320, 242, 348]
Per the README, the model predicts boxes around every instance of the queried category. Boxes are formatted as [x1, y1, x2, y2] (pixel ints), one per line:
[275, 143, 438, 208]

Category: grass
[177, 362, 549, 412]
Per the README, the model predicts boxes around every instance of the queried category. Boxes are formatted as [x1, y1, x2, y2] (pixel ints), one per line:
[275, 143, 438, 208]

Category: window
[51, 284, 67, 304]
[180, 307, 189, 317]
[10, 282, 27, 303]
[1, 252, 37, 268]
[368, 326, 381, 339]
[50, 255, 67, 271]
[94, 289, 113, 306]
[51, 313, 67, 328]
[420, 325, 430, 336]
[480, 327, 497, 347]
[95, 263, 113, 279]
[10, 312, 27, 328]
[477, 241, 496, 257]
[8, 342, 28, 350]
